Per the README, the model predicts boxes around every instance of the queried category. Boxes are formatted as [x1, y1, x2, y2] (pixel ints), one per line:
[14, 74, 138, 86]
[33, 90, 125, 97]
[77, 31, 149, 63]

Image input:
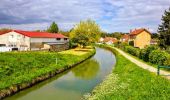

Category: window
[56, 38, 61, 40]
[64, 38, 68, 40]
[0, 44, 6, 47]
[17, 35, 20, 40]
[10, 35, 14, 38]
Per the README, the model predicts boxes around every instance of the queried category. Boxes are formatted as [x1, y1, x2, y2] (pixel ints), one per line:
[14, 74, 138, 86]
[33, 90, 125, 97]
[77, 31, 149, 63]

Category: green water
[5, 47, 116, 100]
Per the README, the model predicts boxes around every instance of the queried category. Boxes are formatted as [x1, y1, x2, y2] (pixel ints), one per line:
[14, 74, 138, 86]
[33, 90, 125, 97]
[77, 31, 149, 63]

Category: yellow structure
[129, 28, 151, 49]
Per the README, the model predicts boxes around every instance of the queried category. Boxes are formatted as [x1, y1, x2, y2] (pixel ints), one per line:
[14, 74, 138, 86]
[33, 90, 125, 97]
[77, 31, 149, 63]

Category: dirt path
[114, 47, 170, 80]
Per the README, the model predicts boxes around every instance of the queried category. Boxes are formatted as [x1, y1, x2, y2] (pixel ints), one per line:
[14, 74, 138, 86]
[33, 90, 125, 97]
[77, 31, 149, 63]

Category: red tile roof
[0, 30, 68, 38]
[130, 28, 151, 36]
[121, 34, 129, 42]
[103, 37, 118, 43]
[0, 29, 12, 35]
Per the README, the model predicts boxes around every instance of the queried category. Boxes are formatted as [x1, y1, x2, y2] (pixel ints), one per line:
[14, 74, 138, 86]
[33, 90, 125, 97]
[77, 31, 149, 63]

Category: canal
[5, 47, 116, 100]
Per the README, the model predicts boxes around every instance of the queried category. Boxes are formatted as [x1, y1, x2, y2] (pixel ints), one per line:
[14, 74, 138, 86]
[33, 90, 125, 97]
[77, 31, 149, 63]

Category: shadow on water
[5, 47, 116, 100]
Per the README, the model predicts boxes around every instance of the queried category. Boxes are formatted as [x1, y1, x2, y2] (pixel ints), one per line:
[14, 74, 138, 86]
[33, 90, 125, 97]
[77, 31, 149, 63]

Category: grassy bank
[85, 45, 170, 100]
[0, 47, 95, 99]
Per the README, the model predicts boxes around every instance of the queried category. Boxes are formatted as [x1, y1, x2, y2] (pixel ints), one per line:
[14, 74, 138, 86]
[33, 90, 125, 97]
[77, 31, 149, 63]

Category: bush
[149, 50, 169, 65]
[125, 46, 140, 57]
[114, 42, 128, 50]
[164, 56, 170, 66]
[69, 40, 78, 49]
[139, 46, 159, 62]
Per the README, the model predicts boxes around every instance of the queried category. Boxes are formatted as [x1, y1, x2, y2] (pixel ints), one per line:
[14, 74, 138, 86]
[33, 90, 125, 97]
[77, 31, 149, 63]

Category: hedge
[139, 46, 158, 62]
[149, 50, 170, 65]
[124, 46, 140, 57]
[115, 43, 170, 66]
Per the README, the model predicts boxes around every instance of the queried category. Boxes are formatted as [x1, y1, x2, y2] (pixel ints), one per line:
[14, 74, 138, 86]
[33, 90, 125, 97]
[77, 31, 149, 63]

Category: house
[99, 37, 104, 43]
[150, 39, 158, 45]
[120, 34, 129, 43]
[129, 28, 151, 49]
[0, 30, 69, 51]
[103, 37, 118, 45]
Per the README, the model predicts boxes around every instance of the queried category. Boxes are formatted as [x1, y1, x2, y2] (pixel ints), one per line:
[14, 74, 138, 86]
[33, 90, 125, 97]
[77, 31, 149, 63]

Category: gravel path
[114, 47, 170, 80]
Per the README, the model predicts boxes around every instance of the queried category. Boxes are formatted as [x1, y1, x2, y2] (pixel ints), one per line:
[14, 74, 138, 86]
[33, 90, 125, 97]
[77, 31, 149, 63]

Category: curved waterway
[5, 47, 116, 100]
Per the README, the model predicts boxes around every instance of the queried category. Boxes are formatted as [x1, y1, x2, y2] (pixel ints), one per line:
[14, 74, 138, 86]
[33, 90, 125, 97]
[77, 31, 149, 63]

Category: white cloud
[0, 0, 169, 32]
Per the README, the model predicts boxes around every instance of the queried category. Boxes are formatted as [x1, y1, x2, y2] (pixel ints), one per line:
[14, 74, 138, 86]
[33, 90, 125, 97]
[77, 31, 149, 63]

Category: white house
[0, 30, 69, 51]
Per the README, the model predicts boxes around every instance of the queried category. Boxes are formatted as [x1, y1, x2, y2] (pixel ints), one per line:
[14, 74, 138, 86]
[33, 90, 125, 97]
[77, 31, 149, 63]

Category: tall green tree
[158, 7, 170, 49]
[70, 19, 101, 47]
[47, 22, 59, 33]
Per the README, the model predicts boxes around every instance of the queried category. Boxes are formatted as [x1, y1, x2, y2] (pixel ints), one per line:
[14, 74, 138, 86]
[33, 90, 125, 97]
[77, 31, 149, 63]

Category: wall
[30, 38, 69, 43]
[134, 31, 151, 49]
[50, 43, 69, 51]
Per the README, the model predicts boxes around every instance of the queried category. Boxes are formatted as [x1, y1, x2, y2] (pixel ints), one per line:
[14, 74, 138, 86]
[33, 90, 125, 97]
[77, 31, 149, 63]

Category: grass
[0, 47, 95, 90]
[85, 45, 170, 100]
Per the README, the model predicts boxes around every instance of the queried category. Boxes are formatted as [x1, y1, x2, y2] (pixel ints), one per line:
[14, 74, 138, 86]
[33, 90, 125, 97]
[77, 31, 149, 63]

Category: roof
[130, 28, 151, 36]
[0, 29, 12, 35]
[121, 34, 129, 42]
[121, 34, 129, 39]
[103, 37, 118, 43]
[0, 30, 68, 38]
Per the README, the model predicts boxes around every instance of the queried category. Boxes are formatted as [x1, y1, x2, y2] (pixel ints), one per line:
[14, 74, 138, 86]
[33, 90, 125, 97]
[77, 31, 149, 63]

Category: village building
[103, 37, 118, 45]
[120, 34, 129, 43]
[0, 30, 69, 52]
[129, 28, 151, 49]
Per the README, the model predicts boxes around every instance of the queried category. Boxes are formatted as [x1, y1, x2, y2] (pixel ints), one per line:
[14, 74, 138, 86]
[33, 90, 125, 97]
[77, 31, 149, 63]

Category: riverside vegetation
[115, 43, 170, 66]
[85, 44, 170, 100]
[0, 47, 95, 99]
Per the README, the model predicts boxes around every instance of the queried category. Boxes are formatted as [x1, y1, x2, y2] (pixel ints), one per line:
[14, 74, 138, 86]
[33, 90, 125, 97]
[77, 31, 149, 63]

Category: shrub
[149, 50, 169, 65]
[114, 42, 128, 50]
[164, 55, 170, 66]
[139, 46, 159, 62]
[125, 46, 140, 57]
[69, 40, 78, 49]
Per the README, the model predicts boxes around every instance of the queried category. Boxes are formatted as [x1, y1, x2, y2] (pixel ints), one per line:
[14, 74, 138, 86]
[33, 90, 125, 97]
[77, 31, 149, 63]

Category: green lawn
[0, 47, 95, 90]
[86, 45, 170, 100]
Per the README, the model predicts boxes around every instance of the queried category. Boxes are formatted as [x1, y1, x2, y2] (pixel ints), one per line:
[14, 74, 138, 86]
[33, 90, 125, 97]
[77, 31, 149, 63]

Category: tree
[151, 33, 159, 39]
[70, 19, 101, 47]
[47, 22, 59, 33]
[59, 30, 70, 37]
[158, 7, 170, 49]
[112, 32, 122, 39]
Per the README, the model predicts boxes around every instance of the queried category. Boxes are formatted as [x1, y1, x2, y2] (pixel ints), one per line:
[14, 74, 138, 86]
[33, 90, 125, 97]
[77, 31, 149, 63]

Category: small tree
[47, 22, 59, 33]
[158, 7, 170, 49]
[70, 19, 101, 47]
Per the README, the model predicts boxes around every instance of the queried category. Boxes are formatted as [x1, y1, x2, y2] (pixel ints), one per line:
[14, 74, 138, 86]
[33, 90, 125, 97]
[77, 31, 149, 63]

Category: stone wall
[50, 43, 69, 52]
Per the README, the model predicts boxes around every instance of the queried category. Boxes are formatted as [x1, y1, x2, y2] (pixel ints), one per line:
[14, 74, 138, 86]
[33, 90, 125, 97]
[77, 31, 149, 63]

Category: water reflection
[5, 47, 116, 100]
[72, 59, 100, 80]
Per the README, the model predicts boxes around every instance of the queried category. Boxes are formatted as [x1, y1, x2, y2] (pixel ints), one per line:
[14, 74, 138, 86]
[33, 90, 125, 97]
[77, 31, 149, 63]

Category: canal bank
[4, 47, 116, 100]
[0, 47, 95, 100]
[86, 45, 170, 100]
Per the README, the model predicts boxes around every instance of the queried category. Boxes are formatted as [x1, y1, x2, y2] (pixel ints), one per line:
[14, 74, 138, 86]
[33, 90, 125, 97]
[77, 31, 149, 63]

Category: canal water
[5, 47, 116, 100]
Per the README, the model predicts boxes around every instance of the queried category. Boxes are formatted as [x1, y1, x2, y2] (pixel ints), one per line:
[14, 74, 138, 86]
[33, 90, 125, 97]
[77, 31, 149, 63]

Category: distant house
[99, 37, 104, 43]
[150, 39, 158, 45]
[103, 37, 118, 45]
[129, 28, 151, 49]
[0, 30, 69, 51]
[120, 34, 129, 43]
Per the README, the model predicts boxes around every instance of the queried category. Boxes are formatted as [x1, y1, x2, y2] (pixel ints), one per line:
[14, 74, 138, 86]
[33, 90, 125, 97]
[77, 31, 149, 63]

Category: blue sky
[0, 0, 169, 33]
